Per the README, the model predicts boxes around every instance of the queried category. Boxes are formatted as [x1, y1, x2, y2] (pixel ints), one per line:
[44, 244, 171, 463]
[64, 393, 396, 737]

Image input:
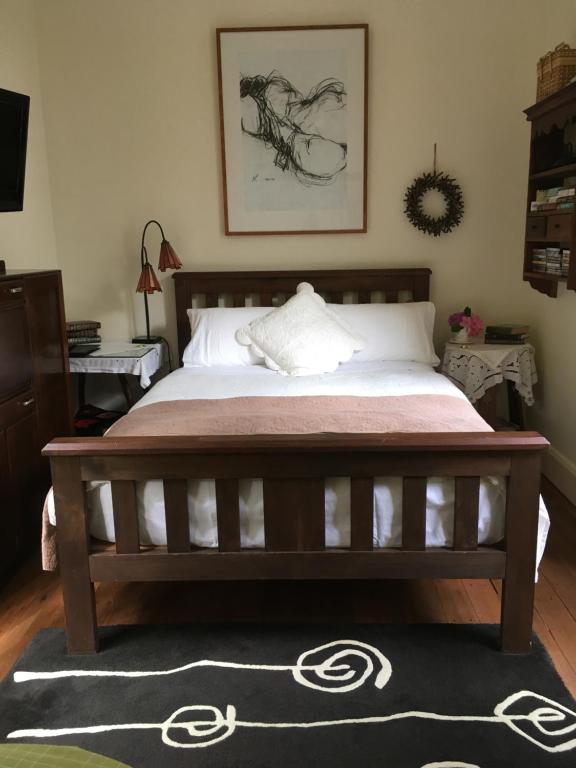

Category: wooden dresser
[0, 270, 72, 582]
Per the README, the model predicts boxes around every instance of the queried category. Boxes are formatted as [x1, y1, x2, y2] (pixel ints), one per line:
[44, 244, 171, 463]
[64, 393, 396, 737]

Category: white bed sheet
[48, 361, 550, 565]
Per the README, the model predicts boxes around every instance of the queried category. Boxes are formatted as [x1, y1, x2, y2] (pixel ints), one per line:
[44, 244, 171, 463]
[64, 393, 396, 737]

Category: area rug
[0, 624, 574, 768]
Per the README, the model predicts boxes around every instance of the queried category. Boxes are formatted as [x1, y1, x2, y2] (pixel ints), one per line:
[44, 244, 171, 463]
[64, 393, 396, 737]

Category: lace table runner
[441, 343, 537, 405]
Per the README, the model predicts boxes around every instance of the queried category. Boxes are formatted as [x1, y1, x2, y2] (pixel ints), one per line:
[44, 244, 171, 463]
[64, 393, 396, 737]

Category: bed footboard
[43, 431, 548, 655]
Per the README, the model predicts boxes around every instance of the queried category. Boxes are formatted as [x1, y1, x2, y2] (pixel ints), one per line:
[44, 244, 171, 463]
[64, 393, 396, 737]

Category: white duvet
[49, 360, 550, 565]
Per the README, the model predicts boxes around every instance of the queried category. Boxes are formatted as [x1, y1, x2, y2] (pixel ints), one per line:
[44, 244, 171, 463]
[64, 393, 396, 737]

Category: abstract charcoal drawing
[240, 72, 347, 187]
[218, 25, 367, 233]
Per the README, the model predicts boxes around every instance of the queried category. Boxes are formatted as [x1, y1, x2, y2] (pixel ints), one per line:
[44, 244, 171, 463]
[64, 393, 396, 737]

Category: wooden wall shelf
[524, 271, 566, 282]
[529, 162, 576, 180]
[527, 209, 573, 217]
[523, 83, 576, 297]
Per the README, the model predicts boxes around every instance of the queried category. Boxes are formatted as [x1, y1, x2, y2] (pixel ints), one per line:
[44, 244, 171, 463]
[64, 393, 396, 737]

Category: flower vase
[452, 328, 472, 345]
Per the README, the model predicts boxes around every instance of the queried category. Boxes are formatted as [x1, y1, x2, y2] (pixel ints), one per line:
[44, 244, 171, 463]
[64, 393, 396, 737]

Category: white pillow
[235, 283, 365, 376]
[183, 306, 272, 367]
[330, 302, 439, 365]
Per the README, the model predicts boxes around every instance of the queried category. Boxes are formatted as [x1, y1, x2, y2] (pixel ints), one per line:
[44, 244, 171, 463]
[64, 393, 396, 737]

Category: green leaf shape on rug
[0, 743, 132, 768]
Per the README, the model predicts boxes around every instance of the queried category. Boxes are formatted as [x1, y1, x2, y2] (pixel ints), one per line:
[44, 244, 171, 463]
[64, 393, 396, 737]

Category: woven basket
[537, 43, 576, 101]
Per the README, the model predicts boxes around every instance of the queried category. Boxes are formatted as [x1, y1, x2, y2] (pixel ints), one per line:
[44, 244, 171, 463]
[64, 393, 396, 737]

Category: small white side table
[441, 343, 538, 428]
[69, 341, 167, 407]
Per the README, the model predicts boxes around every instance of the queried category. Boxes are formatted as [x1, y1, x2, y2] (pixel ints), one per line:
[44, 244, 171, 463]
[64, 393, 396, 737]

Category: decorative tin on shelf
[537, 43, 576, 101]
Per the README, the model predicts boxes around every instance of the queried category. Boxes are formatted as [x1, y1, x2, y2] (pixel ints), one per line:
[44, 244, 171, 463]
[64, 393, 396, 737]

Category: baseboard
[543, 446, 576, 508]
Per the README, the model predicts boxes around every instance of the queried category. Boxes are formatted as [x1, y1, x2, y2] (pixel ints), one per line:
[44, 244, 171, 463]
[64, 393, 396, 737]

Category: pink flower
[461, 314, 484, 336]
[448, 311, 465, 328]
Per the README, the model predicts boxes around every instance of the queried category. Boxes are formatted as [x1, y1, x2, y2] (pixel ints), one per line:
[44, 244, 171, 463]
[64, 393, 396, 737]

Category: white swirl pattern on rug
[13, 640, 391, 694]
[420, 763, 481, 768]
[8, 641, 576, 755]
[8, 693, 576, 753]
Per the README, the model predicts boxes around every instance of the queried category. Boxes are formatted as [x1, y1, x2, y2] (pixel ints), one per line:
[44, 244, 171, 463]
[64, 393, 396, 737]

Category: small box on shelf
[537, 43, 576, 101]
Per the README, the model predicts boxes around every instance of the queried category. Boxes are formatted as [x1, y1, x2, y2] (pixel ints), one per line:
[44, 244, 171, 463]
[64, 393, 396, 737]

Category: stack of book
[530, 181, 576, 212]
[531, 247, 571, 275]
[532, 248, 548, 272]
[484, 325, 530, 345]
[66, 320, 101, 345]
[545, 248, 563, 275]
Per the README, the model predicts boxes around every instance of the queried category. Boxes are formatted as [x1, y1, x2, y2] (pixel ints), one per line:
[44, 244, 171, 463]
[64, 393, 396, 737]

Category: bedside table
[69, 341, 168, 407]
[441, 342, 537, 429]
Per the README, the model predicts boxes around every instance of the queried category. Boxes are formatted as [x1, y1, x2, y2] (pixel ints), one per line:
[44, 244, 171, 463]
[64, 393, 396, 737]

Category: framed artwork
[216, 25, 368, 235]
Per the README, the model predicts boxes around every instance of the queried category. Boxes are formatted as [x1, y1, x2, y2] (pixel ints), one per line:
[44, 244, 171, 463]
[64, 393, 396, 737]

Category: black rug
[1, 624, 574, 768]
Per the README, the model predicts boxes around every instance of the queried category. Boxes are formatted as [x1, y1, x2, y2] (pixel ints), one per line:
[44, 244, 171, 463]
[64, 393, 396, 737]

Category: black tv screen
[0, 88, 30, 212]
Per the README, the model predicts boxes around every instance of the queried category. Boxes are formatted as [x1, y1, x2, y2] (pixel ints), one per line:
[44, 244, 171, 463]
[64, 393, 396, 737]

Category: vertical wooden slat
[111, 480, 140, 554]
[402, 477, 427, 550]
[350, 478, 374, 550]
[205, 294, 218, 308]
[233, 294, 245, 307]
[216, 478, 241, 552]
[263, 478, 325, 551]
[51, 456, 98, 653]
[358, 291, 371, 303]
[386, 290, 399, 303]
[501, 453, 541, 653]
[260, 292, 273, 306]
[163, 479, 190, 553]
[412, 273, 430, 301]
[330, 293, 343, 304]
[453, 477, 480, 550]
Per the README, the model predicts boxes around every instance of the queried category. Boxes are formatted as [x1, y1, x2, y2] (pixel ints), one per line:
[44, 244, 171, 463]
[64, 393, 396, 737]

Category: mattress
[48, 360, 550, 565]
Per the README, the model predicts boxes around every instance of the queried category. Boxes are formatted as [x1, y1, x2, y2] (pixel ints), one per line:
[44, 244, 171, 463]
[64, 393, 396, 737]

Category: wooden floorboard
[0, 477, 575, 697]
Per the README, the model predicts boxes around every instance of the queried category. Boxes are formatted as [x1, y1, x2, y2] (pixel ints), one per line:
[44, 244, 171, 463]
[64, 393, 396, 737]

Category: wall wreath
[403, 147, 464, 237]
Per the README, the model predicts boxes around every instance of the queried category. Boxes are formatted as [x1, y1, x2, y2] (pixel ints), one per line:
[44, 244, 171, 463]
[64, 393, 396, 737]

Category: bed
[44, 268, 549, 655]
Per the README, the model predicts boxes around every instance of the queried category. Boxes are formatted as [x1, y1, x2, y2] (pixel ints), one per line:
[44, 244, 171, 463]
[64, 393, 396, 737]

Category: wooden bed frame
[44, 268, 548, 655]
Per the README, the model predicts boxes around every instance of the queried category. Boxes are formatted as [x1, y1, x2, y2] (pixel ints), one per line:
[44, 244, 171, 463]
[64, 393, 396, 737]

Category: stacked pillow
[182, 282, 439, 375]
[329, 301, 439, 366]
[235, 282, 365, 376]
[183, 306, 270, 368]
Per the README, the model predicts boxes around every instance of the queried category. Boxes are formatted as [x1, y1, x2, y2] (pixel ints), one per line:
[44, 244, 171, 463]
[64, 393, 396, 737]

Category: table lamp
[133, 219, 182, 344]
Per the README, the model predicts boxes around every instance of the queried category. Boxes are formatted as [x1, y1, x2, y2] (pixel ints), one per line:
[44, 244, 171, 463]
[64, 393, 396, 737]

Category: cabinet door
[0, 282, 32, 403]
[0, 428, 19, 578]
[6, 409, 42, 557]
[24, 273, 72, 449]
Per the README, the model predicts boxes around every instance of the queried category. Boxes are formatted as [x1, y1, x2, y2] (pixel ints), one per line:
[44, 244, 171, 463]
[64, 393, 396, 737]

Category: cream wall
[0, 0, 57, 270]
[31, 0, 576, 495]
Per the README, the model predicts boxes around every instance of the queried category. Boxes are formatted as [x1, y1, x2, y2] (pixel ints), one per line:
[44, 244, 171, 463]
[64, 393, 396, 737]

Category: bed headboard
[172, 268, 431, 363]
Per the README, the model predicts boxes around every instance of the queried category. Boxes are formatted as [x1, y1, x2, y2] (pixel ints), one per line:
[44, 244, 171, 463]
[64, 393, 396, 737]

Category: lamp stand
[134, 239, 163, 344]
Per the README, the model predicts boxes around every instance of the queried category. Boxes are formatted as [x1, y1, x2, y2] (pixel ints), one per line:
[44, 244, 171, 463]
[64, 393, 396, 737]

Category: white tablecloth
[69, 342, 165, 388]
[441, 343, 538, 405]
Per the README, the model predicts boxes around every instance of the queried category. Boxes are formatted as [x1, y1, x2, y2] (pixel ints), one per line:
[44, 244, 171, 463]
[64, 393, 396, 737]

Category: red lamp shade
[136, 263, 161, 294]
[158, 240, 182, 272]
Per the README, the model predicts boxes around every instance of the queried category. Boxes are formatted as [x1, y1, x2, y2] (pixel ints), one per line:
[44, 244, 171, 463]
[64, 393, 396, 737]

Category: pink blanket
[107, 395, 490, 436]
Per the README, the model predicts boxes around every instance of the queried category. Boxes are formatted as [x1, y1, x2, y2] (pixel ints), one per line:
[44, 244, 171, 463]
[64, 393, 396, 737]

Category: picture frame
[216, 25, 368, 235]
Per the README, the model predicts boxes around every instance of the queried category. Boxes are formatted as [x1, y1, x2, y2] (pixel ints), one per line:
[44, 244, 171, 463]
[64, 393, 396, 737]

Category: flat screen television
[0, 88, 30, 212]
